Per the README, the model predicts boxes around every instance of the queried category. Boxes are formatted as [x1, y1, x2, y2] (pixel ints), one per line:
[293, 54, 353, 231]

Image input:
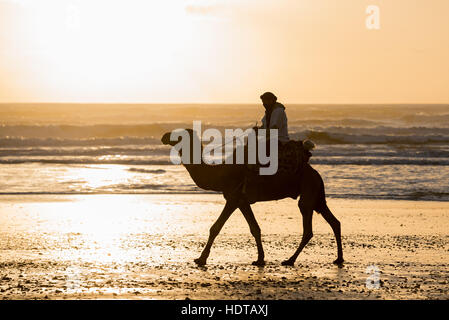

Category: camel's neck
[178, 136, 244, 193]
[178, 137, 225, 191]
[183, 163, 226, 192]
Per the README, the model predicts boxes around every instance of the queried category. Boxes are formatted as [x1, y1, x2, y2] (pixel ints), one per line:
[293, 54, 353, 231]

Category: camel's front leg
[239, 202, 265, 266]
[194, 200, 237, 266]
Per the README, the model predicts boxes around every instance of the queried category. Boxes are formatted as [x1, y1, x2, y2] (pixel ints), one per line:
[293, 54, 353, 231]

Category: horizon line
[1, 102, 448, 106]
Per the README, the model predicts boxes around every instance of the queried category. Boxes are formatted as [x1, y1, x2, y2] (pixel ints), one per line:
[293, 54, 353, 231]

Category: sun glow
[12, 0, 197, 101]
[1, 0, 449, 103]
[80, 165, 130, 190]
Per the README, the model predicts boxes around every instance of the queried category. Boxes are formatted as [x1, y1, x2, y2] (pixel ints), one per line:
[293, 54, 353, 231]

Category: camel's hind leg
[194, 200, 237, 266]
[281, 200, 313, 266]
[319, 204, 344, 265]
[239, 202, 265, 266]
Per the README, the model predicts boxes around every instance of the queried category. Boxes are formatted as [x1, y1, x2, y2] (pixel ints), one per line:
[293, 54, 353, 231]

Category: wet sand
[0, 194, 447, 300]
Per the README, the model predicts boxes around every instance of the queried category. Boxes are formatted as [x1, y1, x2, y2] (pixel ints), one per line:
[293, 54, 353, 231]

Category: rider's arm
[269, 109, 286, 131]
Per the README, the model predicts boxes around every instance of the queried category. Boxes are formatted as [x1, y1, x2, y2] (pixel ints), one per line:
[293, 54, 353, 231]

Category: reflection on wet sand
[0, 194, 447, 299]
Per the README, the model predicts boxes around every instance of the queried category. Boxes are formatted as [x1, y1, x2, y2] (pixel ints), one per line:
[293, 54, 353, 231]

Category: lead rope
[204, 122, 258, 156]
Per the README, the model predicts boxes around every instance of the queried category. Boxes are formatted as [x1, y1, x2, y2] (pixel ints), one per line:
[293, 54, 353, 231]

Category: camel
[161, 129, 343, 267]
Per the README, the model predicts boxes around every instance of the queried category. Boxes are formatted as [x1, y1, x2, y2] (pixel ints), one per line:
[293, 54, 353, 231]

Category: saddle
[237, 140, 313, 203]
[278, 140, 311, 174]
[246, 139, 312, 176]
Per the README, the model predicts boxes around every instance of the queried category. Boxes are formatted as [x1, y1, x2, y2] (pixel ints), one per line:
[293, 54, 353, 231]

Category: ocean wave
[1, 123, 449, 145]
[0, 124, 177, 139]
[0, 190, 445, 201]
[404, 191, 449, 201]
[0, 146, 168, 157]
[1, 131, 449, 148]
[310, 157, 449, 166]
[400, 113, 449, 125]
[0, 158, 172, 165]
[289, 118, 386, 127]
[127, 168, 166, 174]
[324, 192, 449, 201]
[296, 131, 449, 145]
[0, 156, 447, 166]
[290, 125, 449, 135]
[313, 148, 449, 159]
[0, 136, 161, 147]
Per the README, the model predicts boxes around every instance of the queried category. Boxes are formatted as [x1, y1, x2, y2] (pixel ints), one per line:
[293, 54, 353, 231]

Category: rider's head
[260, 92, 277, 110]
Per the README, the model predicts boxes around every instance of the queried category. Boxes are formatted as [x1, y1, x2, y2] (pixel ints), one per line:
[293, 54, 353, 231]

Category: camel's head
[161, 129, 196, 146]
[161, 131, 176, 146]
[161, 129, 202, 164]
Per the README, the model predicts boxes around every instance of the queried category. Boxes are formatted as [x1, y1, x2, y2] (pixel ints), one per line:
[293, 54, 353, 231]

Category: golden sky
[0, 0, 448, 103]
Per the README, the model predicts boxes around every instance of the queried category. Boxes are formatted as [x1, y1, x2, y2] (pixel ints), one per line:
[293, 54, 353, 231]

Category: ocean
[0, 103, 448, 201]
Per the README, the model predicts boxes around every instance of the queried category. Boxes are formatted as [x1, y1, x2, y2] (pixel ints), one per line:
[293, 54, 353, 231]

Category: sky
[0, 0, 448, 104]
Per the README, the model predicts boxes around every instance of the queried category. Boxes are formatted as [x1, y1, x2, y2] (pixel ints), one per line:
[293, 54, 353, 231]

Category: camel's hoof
[281, 259, 295, 266]
[252, 260, 266, 266]
[333, 258, 344, 266]
[194, 258, 207, 266]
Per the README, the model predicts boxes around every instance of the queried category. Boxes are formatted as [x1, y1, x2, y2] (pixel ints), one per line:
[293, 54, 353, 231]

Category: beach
[0, 194, 447, 300]
[0, 104, 448, 300]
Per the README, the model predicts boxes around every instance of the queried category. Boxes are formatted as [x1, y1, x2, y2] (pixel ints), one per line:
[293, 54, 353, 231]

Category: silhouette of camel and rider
[160, 92, 343, 267]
